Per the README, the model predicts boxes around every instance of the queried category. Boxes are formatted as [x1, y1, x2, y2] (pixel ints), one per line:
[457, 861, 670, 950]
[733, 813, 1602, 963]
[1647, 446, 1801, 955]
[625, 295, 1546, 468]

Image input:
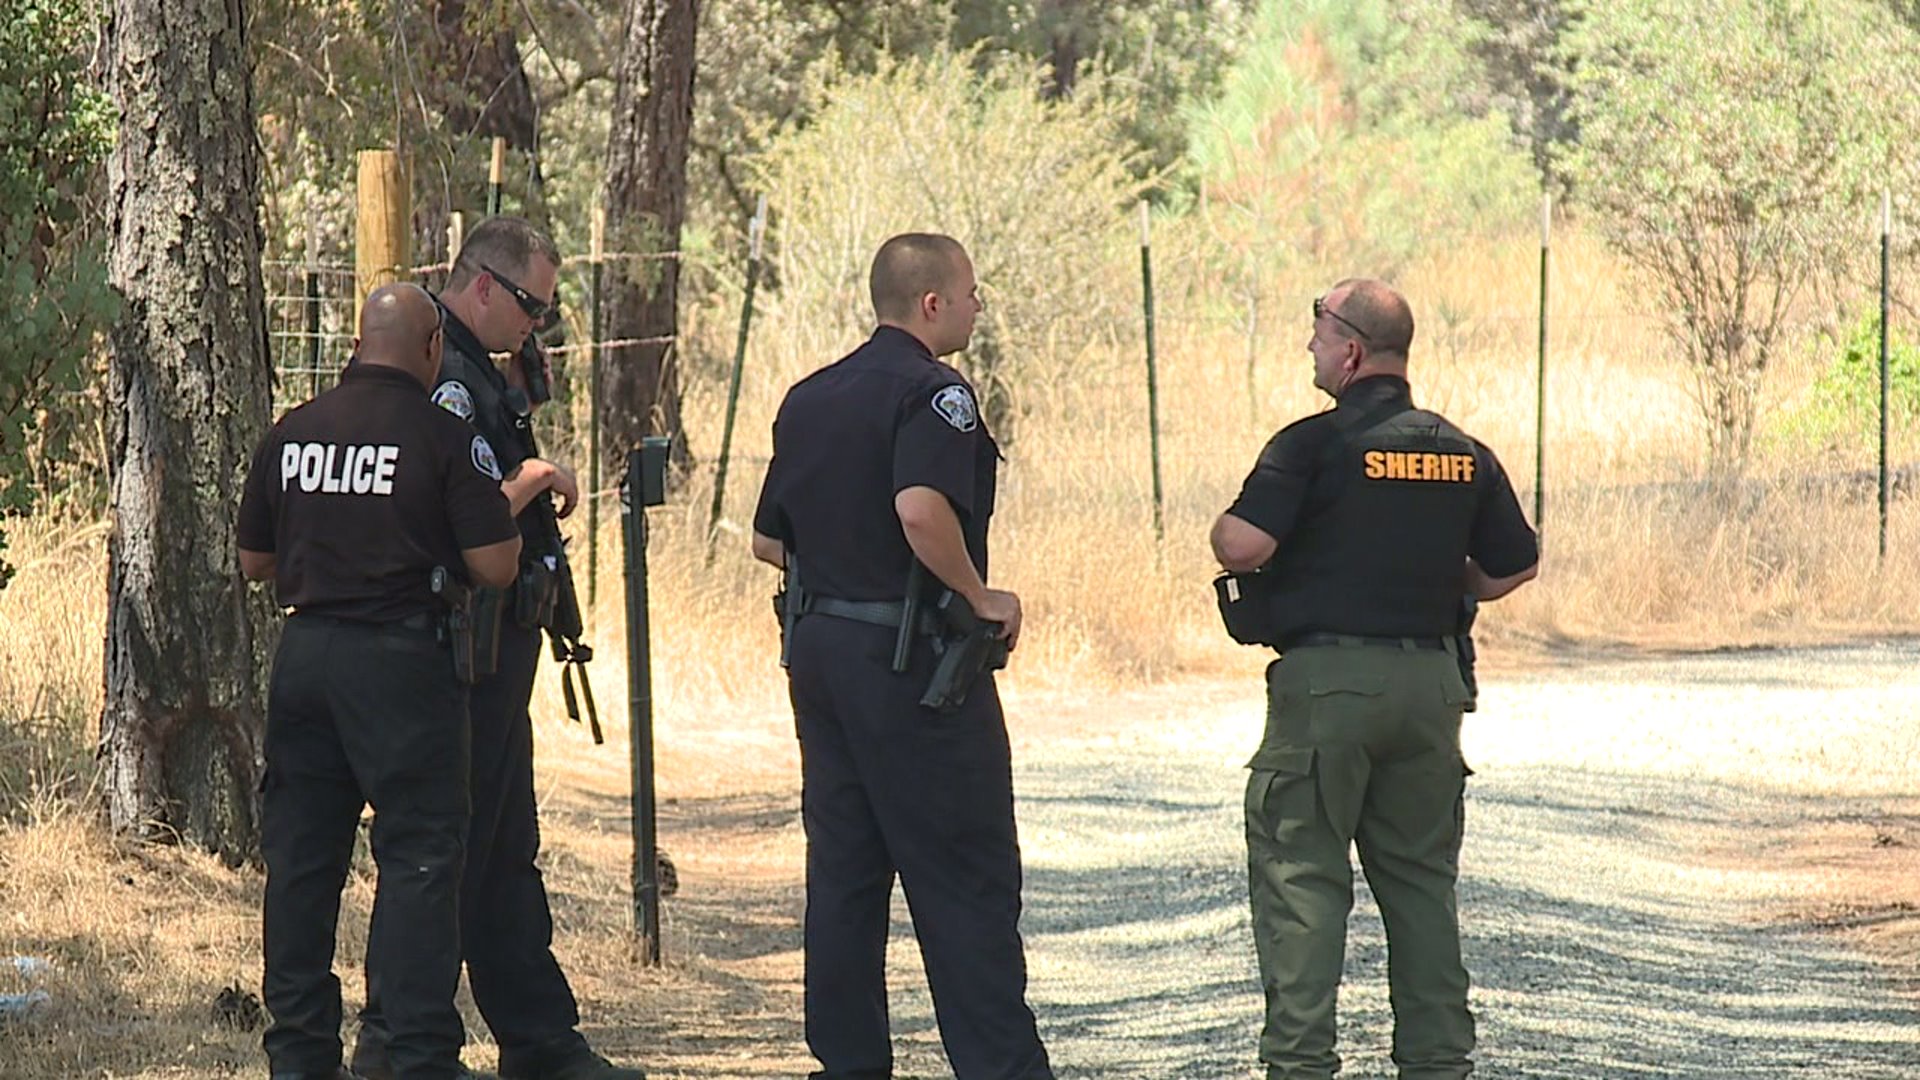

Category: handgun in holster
[430, 566, 480, 685]
[514, 559, 561, 629]
[919, 590, 1010, 713]
[1456, 594, 1480, 713]
[776, 554, 804, 669]
[468, 583, 506, 680]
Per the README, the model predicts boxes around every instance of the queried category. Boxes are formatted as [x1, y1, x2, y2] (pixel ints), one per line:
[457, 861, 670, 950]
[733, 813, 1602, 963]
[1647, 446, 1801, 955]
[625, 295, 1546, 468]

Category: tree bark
[102, 0, 274, 864]
[424, 0, 541, 155]
[1039, 0, 1087, 100]
[412, 0, 551, 267]
[601, 0, 697, 486]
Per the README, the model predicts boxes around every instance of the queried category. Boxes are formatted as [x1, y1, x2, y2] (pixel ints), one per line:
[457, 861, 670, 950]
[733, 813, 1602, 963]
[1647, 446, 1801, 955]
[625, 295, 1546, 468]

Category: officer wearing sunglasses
[1211, 279, 1539, 1080]
[349, 218, 643, 1080]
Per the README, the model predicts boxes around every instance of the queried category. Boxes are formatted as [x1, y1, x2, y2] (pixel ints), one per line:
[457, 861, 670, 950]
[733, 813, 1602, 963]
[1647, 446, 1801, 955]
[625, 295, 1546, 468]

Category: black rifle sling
[551, 629, 603, 745]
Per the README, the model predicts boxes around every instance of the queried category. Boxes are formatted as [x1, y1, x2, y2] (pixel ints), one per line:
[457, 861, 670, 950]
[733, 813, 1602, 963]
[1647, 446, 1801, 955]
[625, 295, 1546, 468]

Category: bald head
[1328, 278, 1415, 360]
[357, 283, 444, 387]
[870, 234, 968, 324]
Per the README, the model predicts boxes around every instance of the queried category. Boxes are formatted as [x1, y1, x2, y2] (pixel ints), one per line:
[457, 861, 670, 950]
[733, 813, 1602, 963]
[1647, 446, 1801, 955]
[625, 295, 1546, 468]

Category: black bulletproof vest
[435, 306, 529, 478]
[1267, 405, 1487, 641]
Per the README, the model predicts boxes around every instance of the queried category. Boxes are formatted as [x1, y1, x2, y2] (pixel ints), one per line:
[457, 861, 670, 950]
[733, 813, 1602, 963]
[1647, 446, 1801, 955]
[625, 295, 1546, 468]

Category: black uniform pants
[262, 616, 470, 1079]
[788, 615, 1052, 1080]
[362, 618, 585, 1071]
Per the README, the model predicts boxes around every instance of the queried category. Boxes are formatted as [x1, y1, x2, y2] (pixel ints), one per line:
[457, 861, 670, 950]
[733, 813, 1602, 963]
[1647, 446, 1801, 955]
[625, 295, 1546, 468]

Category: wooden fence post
[355, 150, 409, 309]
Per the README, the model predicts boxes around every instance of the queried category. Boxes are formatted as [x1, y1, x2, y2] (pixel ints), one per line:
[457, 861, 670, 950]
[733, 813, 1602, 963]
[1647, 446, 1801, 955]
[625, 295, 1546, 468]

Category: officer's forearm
[1211, 512, 1277, 572]
[238, 548, 276, 581]
[1467, 558, 1538, 601]
[894, 487, 987, 606]
[501, 459, 554, 515]
[751, 531, 785, 568]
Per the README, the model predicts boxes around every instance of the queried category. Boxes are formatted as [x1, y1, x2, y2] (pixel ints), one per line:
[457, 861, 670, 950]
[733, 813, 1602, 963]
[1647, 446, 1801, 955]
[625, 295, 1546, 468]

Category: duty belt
[807, 596, 910, 630]
[1286, 632, 1451, 651]
[291, 610, 441, 634]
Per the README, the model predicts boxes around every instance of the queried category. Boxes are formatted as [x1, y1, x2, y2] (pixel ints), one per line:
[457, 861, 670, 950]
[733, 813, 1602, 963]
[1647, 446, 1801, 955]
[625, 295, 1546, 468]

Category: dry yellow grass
[4, 222, 1920, 1075]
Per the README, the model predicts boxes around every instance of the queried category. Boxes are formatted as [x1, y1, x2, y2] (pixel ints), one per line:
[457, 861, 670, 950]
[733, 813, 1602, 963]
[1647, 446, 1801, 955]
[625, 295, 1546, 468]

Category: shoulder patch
[470, 435, 503, 481]
[432, 381, 475, 420]
[931, 384, 978, 433]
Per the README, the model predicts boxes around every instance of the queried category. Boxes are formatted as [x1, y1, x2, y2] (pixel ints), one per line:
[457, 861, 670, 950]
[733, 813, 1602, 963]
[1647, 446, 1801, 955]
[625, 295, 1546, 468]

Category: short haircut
[870, 233, 966, 323]
[1331, 278, 1415, 357]
[448, 216, 560, 291]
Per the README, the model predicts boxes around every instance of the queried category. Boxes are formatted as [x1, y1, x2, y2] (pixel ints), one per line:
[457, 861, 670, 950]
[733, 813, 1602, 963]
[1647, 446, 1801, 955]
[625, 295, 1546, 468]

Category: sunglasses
[481, 262, 554, 322]
[1313, 295, 1371, 342]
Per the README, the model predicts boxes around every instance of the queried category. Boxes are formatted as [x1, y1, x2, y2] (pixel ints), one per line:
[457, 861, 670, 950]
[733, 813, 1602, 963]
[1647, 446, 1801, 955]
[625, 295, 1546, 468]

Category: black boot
[498, 1043, 646, 1080]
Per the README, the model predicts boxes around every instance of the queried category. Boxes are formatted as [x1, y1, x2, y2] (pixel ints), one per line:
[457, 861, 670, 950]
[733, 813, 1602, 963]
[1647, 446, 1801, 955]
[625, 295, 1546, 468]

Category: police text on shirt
[280, 442, 401, 495]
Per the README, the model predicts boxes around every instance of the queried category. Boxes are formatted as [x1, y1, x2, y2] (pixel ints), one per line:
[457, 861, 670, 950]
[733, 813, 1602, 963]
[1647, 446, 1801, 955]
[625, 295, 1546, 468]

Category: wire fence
[266, 182, 1920, 587]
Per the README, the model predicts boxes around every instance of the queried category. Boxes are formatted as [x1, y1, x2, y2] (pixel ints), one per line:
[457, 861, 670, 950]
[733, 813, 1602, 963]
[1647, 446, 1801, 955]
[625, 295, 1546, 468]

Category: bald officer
[1211, 279, 1538, 1080]
[751, 234, 1053, 1080]
[239, 283, 520, 1080]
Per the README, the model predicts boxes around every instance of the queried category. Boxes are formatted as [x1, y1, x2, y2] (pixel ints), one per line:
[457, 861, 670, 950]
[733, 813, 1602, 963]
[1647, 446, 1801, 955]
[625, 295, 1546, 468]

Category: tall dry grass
[4, 221, 1920, 1076]
[5, 219, 1913, 822]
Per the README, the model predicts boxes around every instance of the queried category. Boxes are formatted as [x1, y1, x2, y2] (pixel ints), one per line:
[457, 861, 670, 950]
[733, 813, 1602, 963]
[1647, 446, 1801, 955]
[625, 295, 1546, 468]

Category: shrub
[749, 50, 1148, 442]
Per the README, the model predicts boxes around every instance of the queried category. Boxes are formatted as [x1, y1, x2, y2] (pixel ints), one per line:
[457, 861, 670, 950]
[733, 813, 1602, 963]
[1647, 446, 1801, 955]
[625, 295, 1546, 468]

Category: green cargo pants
[1244, 642, 1475, 1080]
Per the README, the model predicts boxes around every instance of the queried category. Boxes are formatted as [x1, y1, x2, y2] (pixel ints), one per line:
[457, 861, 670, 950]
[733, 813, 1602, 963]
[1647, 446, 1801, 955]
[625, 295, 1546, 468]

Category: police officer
[239, 283, 522, 1080]
[352, 219, 644, 1080]
[750, 233, 1053, 1080]
[1210, 279, 1539, 1080]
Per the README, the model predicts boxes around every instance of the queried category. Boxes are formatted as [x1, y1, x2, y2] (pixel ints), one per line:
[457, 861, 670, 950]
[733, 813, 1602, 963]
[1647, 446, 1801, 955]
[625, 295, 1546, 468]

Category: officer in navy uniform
[1210, 279, 1539, 1080]
[351, 219, 643, 1080]
[239, 283, 522, 1080]
[750, 233, 1054, 1080]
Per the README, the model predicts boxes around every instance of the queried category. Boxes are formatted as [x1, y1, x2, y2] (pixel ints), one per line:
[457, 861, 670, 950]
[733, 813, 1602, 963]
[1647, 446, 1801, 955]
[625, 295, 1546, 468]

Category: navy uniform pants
[361, 619, 586, 1073]
[262, 615, 470, 1078]
[787, 614, 1052, 1080]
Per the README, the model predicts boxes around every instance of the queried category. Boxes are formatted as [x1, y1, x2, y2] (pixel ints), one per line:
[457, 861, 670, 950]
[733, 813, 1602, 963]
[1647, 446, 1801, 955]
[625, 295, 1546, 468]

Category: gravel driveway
[862, 645, 1920, 1078]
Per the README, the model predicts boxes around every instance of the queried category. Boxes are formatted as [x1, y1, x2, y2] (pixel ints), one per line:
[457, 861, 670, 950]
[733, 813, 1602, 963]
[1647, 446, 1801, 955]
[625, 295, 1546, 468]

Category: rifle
[502, 383, 601, 744]
[919, 590, 1010, 713]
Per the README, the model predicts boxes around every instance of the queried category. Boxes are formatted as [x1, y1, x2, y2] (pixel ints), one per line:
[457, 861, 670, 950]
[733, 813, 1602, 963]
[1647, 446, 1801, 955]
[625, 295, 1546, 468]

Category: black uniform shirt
[428, 302, 545, 556]
[752, 326, 999, 600]
[237, 363, 519, 621]
[1226, 374, 1537, 638]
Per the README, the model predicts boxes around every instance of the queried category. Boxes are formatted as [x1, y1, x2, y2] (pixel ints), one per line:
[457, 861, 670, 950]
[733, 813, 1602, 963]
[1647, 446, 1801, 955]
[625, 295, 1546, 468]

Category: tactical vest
[1266, 404, 1487, 641]
[434, 308, 530, 480]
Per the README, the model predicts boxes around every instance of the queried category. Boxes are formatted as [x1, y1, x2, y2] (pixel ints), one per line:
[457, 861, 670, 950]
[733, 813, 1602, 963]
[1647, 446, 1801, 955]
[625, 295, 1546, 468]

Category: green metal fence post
[1140, 200, 1165, 546]
[706, 194, 767, 564]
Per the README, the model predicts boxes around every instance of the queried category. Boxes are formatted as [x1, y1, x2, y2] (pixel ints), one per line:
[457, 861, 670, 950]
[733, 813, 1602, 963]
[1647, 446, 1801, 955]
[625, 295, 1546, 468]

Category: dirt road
[615, 645, 1920, 1078]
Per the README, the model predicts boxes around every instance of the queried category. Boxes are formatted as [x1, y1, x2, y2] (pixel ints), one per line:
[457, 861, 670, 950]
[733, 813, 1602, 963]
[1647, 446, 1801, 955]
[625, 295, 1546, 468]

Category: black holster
[1456, 594, 1480, 713]
[777, 555, 804, 668]
[514, 561, 560, 630]
[470, 584, 506, 679]
[919, 591, 1009, 713]
[430, 566, 479, 685]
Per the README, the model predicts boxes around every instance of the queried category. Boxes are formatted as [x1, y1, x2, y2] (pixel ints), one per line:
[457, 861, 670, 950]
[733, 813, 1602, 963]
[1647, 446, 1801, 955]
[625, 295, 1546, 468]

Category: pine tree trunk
[601, 0, 697, 487]
[101, 0, 274, 864]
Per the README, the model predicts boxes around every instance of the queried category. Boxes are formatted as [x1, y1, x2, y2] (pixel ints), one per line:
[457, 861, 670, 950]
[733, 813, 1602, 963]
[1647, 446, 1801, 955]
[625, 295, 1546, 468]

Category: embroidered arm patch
[470, 435, 503, 480]
[432, 381, 475, 420]
[932, 384, 978, 432]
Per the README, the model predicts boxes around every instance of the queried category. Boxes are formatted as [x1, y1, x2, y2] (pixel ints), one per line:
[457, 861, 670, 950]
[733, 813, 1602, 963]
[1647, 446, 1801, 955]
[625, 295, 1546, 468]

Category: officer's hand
[504, 340, 555, 409]
[975, 588, 1022, 651]
[545, 461, 580, 518]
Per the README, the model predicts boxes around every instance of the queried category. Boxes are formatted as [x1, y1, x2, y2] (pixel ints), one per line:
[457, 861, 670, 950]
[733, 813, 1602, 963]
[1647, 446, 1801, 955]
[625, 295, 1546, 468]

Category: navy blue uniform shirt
[753, 326, 998, 601]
